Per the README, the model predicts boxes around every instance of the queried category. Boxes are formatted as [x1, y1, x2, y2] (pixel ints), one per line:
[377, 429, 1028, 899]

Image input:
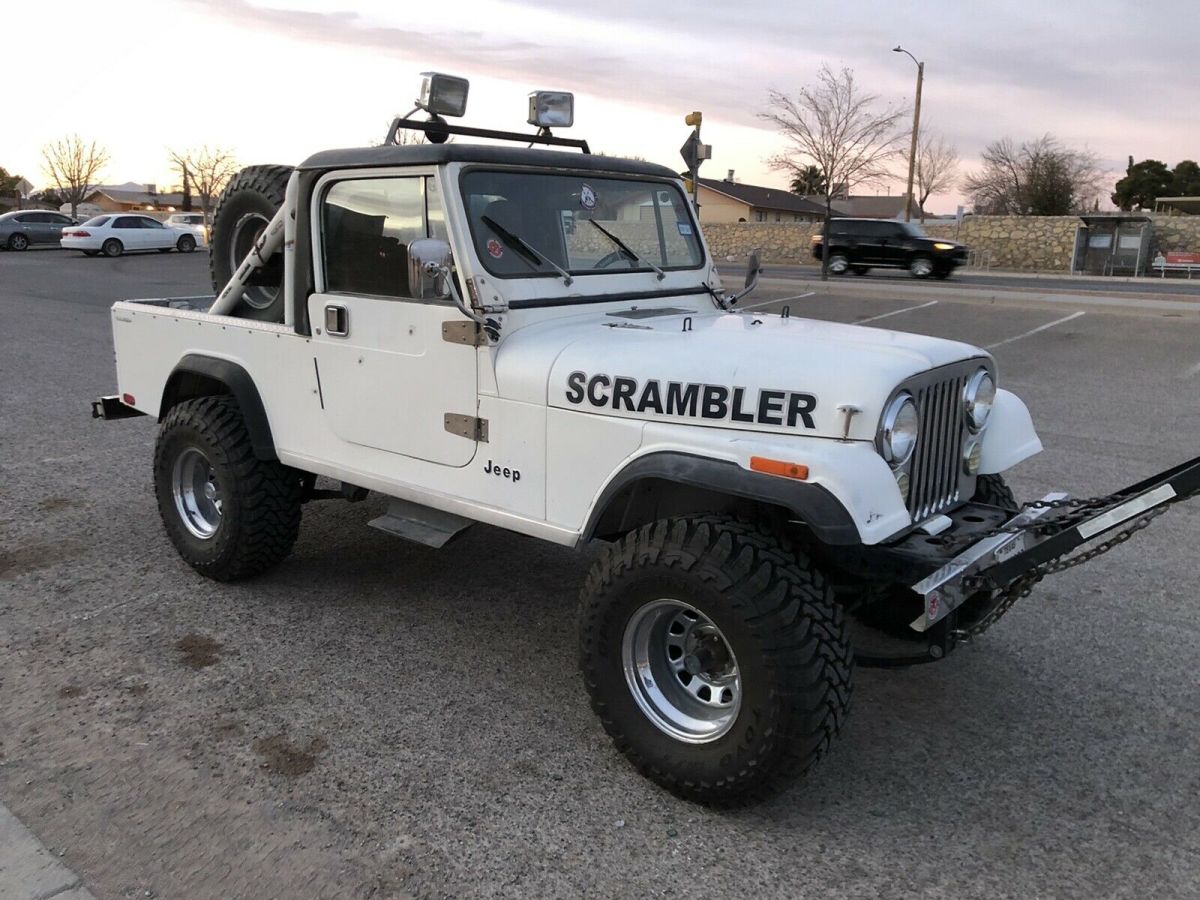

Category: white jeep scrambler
[93, 76, 1197, 805]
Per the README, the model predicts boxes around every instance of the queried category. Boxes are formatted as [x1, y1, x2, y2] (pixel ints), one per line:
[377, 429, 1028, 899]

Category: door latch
[324, 304, 348, 336]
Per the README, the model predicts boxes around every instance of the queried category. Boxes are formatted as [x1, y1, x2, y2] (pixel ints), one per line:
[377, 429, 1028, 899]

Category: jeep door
[307, 170, 479, 467]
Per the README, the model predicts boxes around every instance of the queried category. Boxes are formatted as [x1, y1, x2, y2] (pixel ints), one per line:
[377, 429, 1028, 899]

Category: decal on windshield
[677, 222, 693, 236]
[563, 371, 817, 429]
[486, 238, 504, 259]
[580, 184, 597, 210]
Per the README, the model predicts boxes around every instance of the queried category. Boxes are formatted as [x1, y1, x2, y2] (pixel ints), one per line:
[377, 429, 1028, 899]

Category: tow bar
[911, 454, 1200, 636]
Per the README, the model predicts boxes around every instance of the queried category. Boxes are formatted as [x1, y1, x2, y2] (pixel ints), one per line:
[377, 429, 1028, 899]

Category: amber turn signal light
[750, 456, 809, 480]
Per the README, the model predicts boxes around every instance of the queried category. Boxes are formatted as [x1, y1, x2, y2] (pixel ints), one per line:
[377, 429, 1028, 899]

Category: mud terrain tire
[154, 396, 302, 581]
[579, 516, 854, 806]
[209, 164, 292, 321]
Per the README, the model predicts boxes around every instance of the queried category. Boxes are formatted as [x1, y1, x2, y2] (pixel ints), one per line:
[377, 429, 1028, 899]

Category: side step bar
[368, 498, 474, 549]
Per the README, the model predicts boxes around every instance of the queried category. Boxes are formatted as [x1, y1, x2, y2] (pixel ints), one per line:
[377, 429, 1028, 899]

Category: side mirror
[725, 247, 763, 307]
[745, 250, 762, 288]
[408, 238, 453, 299]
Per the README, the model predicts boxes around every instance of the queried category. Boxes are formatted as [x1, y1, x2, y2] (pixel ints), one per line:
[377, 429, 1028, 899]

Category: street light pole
[894, 45, 923, 223]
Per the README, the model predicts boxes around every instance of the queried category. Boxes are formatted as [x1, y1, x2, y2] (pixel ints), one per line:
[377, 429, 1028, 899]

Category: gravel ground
[1, 248, 1198, 898]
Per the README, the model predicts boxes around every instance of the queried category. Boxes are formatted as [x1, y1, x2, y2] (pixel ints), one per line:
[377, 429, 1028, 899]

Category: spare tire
[209, 164, 293, 321]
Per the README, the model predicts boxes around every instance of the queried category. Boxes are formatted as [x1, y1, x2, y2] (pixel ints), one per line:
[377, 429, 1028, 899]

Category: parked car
[61, 214, 199, 257]
[0, 210, 78, 250]
[811, 218, 967, 279]
[163, 213, 209, 246]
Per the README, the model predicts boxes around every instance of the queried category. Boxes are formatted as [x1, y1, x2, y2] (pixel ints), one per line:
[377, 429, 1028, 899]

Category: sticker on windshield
[677, 222, 693, 236]
[580, 184, 597, 210]
[486, 238, 504, 259]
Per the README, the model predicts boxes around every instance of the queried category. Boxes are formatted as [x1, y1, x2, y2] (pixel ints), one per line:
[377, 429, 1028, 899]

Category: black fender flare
[159, 355, 276, 460]
[579, 451, 860, 546]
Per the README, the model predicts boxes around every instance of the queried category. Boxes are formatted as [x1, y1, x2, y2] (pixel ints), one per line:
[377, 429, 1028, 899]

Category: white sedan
[61, 214, 200, 257]
[163, 212, 209, 247]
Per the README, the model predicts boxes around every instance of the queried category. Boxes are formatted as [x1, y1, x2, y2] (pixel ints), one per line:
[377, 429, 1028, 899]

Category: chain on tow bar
[948, 495, 1174, 642]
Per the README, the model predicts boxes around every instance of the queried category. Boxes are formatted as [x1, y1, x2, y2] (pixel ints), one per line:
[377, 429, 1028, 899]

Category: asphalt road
[762, 262, 1200, 298]
[2, 248, 1199, 898]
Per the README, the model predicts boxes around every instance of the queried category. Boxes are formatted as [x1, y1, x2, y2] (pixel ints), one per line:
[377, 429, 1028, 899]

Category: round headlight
[963, 369, 995, 432]
[881, 394, 919, 465]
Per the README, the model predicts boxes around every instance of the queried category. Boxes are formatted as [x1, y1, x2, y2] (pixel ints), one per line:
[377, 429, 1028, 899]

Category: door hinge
[444, 413, 489, 442]
[441, 320, 486, 346]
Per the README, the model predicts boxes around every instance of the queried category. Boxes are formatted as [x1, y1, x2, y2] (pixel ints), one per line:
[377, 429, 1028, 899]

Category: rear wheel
[177, 233, 196, 253]
[827, 254, 850, 275]
[102, 238, 123, 258]
[579, 516, 854, 806]
[154, 396, 303, 581]
[8, 233, 29, 251]
[209, 164, 293, 321]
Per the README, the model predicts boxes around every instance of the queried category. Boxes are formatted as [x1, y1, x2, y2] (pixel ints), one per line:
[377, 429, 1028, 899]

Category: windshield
[461, 169, 703, 280]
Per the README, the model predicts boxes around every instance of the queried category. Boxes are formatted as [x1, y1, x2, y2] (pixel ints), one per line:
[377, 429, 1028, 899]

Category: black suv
[811, 218, 967, 279]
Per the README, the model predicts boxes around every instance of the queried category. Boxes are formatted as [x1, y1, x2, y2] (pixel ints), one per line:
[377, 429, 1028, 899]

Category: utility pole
[894, 45, 924, 223]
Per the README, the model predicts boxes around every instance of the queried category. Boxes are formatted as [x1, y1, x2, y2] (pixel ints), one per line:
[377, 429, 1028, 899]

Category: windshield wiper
[481, 215, 573, 286]
[588, 220, 665, 281]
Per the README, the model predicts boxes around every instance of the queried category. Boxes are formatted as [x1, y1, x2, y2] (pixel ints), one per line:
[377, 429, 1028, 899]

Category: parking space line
[855, 300, 939, 324]
[738, 291, 815, 311]
[985, 311, 1086, 349]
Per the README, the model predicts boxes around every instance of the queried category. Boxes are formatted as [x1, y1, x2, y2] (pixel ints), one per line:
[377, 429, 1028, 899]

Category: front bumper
[894, 454, 1200, 635]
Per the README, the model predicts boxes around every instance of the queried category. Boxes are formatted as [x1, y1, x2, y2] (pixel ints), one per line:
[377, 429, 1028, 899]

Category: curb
[0, 803, 95, 900]
[756, 276, 1200, 316]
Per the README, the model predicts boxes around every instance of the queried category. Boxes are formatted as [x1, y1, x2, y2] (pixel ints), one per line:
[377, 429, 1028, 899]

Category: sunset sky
[8, 0, 1197, 213]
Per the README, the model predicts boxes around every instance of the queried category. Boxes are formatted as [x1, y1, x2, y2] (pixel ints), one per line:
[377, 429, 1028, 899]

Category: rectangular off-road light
[417, 72, 469, 118]
[528, 91, 574, 128]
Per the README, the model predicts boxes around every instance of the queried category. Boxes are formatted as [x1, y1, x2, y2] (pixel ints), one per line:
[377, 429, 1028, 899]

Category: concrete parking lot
[2, 249, 1199, 898]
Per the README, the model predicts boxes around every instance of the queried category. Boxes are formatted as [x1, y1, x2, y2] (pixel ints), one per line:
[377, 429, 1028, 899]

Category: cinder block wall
[702, 215, 1200, 272]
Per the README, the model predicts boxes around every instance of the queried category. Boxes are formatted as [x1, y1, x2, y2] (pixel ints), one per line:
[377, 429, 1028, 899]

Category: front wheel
[827, 254, 850, 275]
[579, 516, 854, 806]
[154, 396, 303, 581]
[908, 255, 933, 278]
[176, 234, 196, 253]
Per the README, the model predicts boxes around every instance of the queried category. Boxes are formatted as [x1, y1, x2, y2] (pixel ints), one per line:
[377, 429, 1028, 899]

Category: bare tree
[41, 135, 110, 218]
[903, 131, 959, 221]
[962, 135, 1105, 215]
[168, 146, 239, 227]
[760, 65, 908, 278]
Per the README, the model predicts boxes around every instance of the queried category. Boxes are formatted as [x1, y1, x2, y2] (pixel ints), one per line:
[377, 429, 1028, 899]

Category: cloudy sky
[8, 0, 1197, 212]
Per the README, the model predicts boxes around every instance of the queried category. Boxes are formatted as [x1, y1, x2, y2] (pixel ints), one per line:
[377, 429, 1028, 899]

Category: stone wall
[702, 214, 1200, 272]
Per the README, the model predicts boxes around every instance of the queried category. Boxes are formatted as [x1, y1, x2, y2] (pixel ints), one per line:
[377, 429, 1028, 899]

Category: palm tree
[789, 165, 826, 197]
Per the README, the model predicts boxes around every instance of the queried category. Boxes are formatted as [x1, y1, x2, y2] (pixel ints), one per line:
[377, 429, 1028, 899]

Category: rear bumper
[91, 395, 145, 420]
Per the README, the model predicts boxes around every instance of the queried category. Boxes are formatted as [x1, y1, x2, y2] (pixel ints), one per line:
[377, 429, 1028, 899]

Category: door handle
[324, 304, 348, 337]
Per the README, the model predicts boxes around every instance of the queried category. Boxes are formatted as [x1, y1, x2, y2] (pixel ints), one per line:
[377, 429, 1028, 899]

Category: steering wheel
[595, 250, 636, 269]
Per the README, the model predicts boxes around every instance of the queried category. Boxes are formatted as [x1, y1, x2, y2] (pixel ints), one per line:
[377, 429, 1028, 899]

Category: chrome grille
[907, 369, 971, 521]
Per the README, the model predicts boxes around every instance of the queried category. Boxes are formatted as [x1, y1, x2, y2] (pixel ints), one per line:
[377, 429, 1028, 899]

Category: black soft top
[298, 143, 679, 179]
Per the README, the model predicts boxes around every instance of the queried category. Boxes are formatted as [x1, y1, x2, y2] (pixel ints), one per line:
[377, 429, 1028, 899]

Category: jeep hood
[494, 309, 988, 441]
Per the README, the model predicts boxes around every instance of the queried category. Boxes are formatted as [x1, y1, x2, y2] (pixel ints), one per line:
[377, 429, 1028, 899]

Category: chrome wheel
[230, 212, 276, 309]
[828, 254, 849, 275]
[172, 446, 223, 539]
[9, 233, 29, 250]
[622, 599, 741, 744]
[909, 256, 933, 278]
